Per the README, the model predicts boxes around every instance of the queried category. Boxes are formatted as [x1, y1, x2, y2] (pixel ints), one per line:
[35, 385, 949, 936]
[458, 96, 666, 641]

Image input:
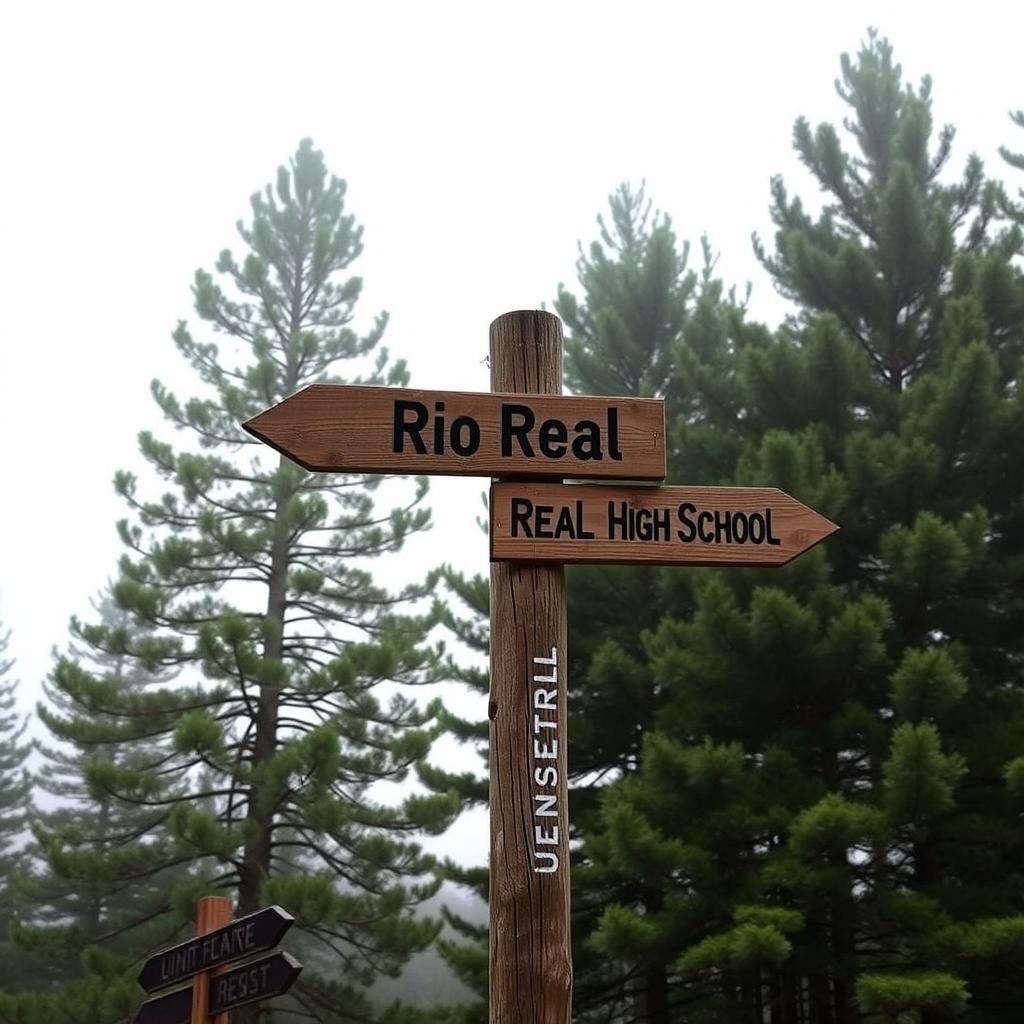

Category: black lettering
[607, 407, 622, 460]
[714, 509, 732, 543]
[511, 498, 533, 538]
[554, 505, 576, 539]
[766, 508, 782, 546]
[576, 500, 595, 538]
[636, 508, 653, 541]
[749, 512, 766, 544]
[653, 507, 670, 541]
[433, 402, 446, 453]
[536, 504, 554, 538]
[732, 512, 748, 543]
[501, 403, 535, 457]
[571, 420, 604, 461]
[677, 502, 697, 542]
[539, 418, 568, 458]
[697, 510, 715, 543]
[450, 416, 480, 456]
[393, 400, 428, 454]
[608, 501, 628, 539]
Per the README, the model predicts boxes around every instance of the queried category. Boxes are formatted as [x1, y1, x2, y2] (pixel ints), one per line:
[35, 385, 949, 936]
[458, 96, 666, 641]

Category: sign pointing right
[137, 905, 294, 993]
[490, 482, 838, 567]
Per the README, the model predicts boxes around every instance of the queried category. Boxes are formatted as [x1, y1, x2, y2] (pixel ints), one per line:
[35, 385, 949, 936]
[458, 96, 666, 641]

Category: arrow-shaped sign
[134, 952, 303, 1024]
[137, 906, 294, 993]
[133, 986, 191, 1024]
[490, 482, 838, 566]
[243, 384, 666, 481]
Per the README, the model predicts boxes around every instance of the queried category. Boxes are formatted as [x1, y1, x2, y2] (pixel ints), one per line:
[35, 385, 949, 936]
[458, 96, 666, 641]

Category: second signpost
[244, 310, 837, 1024]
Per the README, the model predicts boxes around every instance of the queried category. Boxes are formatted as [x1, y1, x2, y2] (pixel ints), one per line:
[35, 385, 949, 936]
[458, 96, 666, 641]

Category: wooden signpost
[241, 309, 838, 1024]
[135, 900, 300, 1024]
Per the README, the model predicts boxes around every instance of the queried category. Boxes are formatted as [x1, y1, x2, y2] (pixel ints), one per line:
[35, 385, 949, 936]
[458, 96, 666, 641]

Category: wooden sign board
[209, 952, 302, 1015]
[243, 384, 666, 480]
[133, 953, 302, 1024]
[490, 482, 838, 567]
[137, 905, 294, 993]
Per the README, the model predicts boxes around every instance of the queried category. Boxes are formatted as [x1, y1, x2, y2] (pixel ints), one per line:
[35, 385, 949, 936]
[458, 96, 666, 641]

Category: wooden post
[489, 310, 572, 1024]
[191, 896, 232, 1024]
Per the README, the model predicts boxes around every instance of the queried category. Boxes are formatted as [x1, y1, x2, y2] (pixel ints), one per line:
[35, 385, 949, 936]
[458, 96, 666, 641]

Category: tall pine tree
[585, 30, 1024, 1024]
[14, 141, 459, 1024]
[11, 593, 193, 985]
[0, 626, 32, 993]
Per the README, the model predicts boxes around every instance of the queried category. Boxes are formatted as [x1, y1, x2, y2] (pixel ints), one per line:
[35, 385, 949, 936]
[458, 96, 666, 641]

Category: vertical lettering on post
[531, 646, 560, 874]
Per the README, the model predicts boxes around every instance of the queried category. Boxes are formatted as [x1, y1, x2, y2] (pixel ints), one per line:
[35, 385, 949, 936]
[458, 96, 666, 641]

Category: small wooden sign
[490, 482, 838, 566]
[137, 905, 294, 993]
[209, 952, 302, 1015]
[133, 954, 302, 1024]
[134, 986, 192, 1024]
[243, 384, 666, 480]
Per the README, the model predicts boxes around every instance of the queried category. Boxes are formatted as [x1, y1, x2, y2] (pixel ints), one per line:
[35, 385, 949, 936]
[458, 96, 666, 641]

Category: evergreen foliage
[576, 31, 1024, 1024]
[10, 594, 192, 987]
[0, 628, 29, 880]
[9, 141, 459, 1024]
[0, 627, 31, 993]
[434, 31, 1024, 1024]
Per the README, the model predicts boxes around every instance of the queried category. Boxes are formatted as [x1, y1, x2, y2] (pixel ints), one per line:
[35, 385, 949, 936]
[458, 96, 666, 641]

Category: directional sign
[133, 953, 302, 1024]
[137, 905, 294, 993]
[243, 384, 666, 480]
[133, 985, 191, 1024]
[490, 482, 838, 566]
[209, 952, 302, 1015]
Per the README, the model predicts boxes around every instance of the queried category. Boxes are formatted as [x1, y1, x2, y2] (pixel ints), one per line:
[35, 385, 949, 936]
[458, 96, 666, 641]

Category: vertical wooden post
[489, 310, 572, 1024]
[191, 896, 232, 1024]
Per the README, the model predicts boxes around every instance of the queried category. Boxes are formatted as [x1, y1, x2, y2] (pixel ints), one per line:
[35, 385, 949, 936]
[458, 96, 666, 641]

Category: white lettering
[535, 824, 559, 845]
[533, 688, 558, 710]
[534, 793, 558, 816]
[531, 646, 562, 874]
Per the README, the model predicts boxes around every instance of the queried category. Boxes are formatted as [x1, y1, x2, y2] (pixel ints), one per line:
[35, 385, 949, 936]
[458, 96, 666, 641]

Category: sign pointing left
[243, 384, 666, 480]
[137, 905, 294, 993]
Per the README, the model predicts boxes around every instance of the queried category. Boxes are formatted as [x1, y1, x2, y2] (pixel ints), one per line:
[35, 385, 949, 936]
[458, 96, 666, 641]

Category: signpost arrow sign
[490, 482, 839, 566]
[133, 953, 303, 1024]
[243, 384, 666, 480]
[209, 951, 303, 1015]
[133, 985, 192, 1024]
[137, 905, 294, 993]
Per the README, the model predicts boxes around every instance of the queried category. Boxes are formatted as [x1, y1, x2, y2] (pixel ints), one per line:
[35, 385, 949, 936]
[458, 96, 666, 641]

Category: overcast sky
[2, 1, 1023, 859]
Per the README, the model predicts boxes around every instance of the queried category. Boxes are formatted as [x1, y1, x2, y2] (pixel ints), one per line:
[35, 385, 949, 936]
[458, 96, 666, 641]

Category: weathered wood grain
[490, 481, 838, 566]
[191, 897, 232, 1024]
[489, 312, 572, 1024]
[243, 384, 665, 480]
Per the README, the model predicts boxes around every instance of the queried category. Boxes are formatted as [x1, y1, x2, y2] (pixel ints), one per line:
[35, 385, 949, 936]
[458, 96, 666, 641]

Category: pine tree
[0, 626, 32, 992]
[583, 31, 1024, 1024]
[10, 593, 194, 984]
[13, 140, 460, 1024]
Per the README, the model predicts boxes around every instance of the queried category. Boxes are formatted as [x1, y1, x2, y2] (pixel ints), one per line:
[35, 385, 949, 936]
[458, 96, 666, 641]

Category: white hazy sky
[2, 1, 1023, 858]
